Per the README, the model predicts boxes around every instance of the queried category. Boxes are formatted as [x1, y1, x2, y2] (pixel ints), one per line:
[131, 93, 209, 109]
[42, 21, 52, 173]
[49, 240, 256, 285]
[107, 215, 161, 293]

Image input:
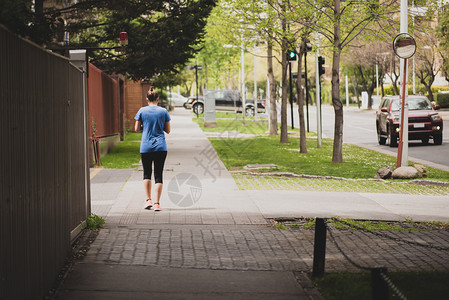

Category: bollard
[312, 218, 327, 277]
[371, 267, 389, 300]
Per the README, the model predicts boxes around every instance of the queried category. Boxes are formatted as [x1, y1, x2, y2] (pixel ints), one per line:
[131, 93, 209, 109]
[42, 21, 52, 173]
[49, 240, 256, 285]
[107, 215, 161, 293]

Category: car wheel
[434, 133, 443, 145]
[421, 137, 429, 145]
[377, 125, 386, 145]
[245, 106, 255, 117]
[193, 103, 204, 115]
[387, 126, 397, 147]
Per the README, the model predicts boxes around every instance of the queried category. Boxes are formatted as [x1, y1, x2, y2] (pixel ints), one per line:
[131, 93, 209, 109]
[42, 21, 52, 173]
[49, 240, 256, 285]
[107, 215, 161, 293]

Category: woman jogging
[134, 87, 171, 211]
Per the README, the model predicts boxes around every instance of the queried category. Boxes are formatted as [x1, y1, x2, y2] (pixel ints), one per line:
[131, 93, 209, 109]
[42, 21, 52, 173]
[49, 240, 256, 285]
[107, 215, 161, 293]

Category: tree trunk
[332, 0, 343, 163]
[296, 42, 307, 153]
[392, 80, 399, 95]
[424, 83, 434, 102]
[267, 40, 278, 135]
[280, 15, 288, 143]
[35, 0, 44, 16]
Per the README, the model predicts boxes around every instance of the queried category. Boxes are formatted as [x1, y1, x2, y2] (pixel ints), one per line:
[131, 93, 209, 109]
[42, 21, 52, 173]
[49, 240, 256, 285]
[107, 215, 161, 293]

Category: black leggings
[141, 151, 167, 183]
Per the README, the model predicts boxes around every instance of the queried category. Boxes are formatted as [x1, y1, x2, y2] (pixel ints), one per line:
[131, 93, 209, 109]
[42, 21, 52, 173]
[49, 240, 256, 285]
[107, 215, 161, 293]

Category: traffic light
[287, 50, 297, 61]
[318, 56, 325, 76]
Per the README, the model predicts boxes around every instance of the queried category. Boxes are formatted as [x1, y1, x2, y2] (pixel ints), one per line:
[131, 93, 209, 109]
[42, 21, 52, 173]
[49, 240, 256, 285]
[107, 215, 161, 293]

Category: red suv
[376, 95, 443, 147]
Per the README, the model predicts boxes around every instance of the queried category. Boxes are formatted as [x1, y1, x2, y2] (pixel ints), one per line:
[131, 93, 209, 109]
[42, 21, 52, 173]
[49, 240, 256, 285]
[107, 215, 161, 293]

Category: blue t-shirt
[134, 106, 171, 153]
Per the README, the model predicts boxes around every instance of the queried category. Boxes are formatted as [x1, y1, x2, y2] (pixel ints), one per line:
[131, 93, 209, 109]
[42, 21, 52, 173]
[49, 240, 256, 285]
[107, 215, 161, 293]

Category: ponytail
[146, 87, 159, 103]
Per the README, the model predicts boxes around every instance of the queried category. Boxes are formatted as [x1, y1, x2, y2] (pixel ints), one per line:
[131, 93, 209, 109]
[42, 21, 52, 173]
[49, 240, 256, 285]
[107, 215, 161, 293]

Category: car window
[224, 93, 233, 100]
[408, 98, 432, 110]
[391, 100, 400, 111]
[390, 97, 432, 111]
[380, 99, 386, 108]
[215, 91, 224, 99]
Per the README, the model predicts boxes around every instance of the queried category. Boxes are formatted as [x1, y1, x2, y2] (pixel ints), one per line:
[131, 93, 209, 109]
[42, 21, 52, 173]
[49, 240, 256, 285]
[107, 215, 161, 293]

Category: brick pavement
[58, 109, 449, 299]
[87, 109, 449, 275]
[83, 218, 449, 273]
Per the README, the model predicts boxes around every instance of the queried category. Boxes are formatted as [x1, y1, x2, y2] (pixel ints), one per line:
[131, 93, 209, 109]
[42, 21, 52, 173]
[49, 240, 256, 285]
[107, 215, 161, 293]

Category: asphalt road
[277, 104, 449, 169]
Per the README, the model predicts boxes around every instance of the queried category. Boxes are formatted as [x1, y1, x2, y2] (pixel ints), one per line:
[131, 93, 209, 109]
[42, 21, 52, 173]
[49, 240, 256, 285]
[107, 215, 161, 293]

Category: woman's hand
[164, 121, 171, 134]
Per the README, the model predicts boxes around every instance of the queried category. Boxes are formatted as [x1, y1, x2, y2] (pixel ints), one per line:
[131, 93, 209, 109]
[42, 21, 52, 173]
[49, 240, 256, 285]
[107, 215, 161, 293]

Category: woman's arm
[164, 121, 171, 134]
[134, 120, 142, 132]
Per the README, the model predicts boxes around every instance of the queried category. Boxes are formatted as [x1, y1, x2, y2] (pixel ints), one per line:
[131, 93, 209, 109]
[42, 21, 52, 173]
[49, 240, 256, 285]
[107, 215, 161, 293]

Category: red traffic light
[120, 32, 128, 47]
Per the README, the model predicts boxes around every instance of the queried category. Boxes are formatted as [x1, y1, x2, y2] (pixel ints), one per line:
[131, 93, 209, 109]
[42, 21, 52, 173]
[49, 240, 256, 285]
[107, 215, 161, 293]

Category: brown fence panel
[88, 63, 119, 138]
[0, 26, 90, 300]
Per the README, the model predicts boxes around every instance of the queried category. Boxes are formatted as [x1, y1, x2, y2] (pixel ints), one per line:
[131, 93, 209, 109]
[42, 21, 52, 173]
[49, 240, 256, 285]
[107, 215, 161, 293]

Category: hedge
[436, 93, 449, 108]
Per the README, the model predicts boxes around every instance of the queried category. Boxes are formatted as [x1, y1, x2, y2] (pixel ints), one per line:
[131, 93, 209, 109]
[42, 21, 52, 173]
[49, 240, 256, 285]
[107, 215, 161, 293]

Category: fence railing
[310, 217, 449, 299]
[0, 25, 90, 300]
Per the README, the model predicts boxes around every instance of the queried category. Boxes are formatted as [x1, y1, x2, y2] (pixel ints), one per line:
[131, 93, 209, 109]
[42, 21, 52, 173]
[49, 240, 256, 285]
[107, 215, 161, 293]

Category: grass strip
[314, 271, 449, 300]
[100, 132, 142, 169]
[233, 174, 449, 195]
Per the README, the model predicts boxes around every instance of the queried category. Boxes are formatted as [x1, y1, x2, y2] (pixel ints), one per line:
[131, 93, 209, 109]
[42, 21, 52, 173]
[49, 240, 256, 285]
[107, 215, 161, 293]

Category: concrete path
[55, 108, 449, 299]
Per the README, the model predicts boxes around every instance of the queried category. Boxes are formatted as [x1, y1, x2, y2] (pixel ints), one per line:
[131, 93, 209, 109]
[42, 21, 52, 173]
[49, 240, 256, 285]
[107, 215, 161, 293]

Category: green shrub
[86, 214, 105, 230]
[436, 93, 449, 108]
[432, 86, 449, 93]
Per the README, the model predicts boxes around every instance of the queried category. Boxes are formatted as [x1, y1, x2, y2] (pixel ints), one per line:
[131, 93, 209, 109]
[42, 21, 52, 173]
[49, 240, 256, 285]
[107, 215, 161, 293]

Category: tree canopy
[0, 0, 216, 79]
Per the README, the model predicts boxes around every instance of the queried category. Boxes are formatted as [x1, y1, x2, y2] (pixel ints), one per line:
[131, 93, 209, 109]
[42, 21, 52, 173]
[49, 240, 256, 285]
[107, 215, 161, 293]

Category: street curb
[230, 170, 449, 187]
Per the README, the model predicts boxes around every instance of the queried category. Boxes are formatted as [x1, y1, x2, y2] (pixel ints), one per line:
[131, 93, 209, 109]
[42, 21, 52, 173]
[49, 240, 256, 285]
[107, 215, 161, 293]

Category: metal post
[376, 64, 379, 105]
[195, 65, 199, 117]
[412, 0, 416, 95]
[266, 75, 270, 131]
[345, 75, 349, 108]
[241, 39, 246, 120]
[254, 46, 257, 121]
[289, 61, 294, 129]
[371, 267, 389, 300]
[399, 0, 409, 167]
[312, 218, 327, 277]
[397, 59, 408, 168]
[315, 31, 322, 148]
[305, 51, 310, 132]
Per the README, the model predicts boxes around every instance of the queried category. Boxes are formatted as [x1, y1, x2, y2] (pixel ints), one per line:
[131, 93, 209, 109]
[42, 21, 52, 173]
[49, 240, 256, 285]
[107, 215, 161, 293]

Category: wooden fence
[0, 26, 90, 299]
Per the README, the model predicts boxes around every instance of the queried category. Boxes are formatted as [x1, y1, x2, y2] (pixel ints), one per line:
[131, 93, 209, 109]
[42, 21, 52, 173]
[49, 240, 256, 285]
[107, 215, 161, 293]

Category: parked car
[184, 90, 265, 116]
[376, 95, 443, 147]
[184, 96, 203, 110]
[168, 92, 187, 107]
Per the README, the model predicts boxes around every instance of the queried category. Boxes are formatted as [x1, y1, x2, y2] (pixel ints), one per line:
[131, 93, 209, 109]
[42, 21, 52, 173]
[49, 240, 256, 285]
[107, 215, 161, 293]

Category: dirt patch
[45, 229, 99, 299]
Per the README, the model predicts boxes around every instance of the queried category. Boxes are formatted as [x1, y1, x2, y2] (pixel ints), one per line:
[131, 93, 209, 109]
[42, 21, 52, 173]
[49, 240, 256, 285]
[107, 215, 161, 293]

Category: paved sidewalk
[55, 108, 449, 299]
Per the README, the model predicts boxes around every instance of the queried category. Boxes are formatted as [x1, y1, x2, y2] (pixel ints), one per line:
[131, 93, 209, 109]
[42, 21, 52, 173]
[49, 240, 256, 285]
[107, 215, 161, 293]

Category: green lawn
[209, 133, 449, 181]
[314, 271, 449, 300]
[100, 132, 141, 169]
[99, 117, 449, 183]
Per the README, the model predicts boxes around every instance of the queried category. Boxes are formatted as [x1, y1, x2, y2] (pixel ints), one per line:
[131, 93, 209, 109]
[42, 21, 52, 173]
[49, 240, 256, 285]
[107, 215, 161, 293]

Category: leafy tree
[289, 0, 397, 163]
[0, 0, 216, 79]
[343, 40, 390, 109]
[0, 0, 54, 45]
[415, 34, 441, 102]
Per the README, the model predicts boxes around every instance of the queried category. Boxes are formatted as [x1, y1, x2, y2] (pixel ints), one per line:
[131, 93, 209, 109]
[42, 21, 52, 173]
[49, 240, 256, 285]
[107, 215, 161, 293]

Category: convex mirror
[393, 33, 416, 59]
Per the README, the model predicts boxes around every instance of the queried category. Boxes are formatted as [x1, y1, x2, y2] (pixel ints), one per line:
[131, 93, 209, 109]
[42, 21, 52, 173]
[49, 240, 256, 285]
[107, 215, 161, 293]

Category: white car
[168, 92, 187, 107]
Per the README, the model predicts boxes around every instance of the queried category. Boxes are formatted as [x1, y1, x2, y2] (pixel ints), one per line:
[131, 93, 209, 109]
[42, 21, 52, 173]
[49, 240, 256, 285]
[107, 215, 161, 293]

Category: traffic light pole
[315, 33, 322, 148]
[304, 50, 309, 132]
[289, 61, 294, 130]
